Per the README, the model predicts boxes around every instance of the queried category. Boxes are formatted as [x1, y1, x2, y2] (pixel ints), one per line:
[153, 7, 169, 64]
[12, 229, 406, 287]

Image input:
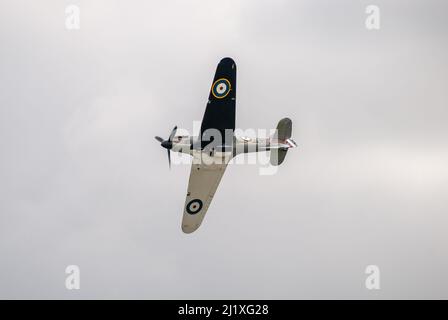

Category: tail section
[270, 118, 296, 166]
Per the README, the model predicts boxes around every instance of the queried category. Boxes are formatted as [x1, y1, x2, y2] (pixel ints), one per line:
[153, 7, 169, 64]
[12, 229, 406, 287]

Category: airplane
[155, 57, 297, 233]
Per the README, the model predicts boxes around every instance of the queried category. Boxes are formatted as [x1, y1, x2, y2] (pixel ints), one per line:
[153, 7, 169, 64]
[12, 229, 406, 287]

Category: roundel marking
[211, 78, 231, 99]
[186, 199, 203, 215]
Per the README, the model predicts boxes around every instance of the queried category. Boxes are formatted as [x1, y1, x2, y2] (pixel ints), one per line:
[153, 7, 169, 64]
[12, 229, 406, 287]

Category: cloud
[1, 0, 448, 299]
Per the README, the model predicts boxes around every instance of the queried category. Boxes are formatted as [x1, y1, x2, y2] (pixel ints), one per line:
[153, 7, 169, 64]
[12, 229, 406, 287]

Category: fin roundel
[186, 199, 203, 215]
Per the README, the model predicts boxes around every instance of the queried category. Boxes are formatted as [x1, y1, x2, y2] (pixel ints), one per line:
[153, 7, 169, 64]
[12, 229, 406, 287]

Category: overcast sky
[1, 0, 448, 299]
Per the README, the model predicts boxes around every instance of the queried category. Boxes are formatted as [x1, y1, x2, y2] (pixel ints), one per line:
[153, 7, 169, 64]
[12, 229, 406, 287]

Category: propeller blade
[167, 150, 171, 169]
[168, 126, 177, 142]
[157, 126, 177, 169]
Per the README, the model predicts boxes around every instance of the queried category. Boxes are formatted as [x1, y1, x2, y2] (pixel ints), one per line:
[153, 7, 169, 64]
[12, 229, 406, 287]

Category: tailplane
[270, 118, 296, 166]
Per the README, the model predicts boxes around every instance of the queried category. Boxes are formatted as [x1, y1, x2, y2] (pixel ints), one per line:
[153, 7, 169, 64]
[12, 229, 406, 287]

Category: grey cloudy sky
[1, 0, 448, 299]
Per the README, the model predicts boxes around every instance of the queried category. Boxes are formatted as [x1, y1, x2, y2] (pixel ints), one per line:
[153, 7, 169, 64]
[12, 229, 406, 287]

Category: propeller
[155, 126, 177, 169]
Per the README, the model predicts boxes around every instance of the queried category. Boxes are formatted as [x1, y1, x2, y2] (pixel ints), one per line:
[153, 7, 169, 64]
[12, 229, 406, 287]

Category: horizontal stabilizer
[271, 148, 288, 166]
[276, 117, 292, 141]
[270, 118, 293, 166]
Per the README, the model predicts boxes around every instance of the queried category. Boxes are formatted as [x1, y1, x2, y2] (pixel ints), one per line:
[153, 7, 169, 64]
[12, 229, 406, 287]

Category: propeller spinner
[155, 126, 177, 169]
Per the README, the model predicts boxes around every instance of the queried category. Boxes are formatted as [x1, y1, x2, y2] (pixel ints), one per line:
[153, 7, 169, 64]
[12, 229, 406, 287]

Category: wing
[181, 151, 230, 233]
[200, 57, 236, 149]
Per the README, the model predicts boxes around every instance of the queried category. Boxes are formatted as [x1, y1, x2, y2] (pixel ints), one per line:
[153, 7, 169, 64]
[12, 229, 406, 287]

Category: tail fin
[270, 118, 293, 166]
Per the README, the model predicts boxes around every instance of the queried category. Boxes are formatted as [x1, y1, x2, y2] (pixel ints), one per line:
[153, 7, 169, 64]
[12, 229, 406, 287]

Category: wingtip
[220, 57, 236, 67]
[182, 223, 201, 234]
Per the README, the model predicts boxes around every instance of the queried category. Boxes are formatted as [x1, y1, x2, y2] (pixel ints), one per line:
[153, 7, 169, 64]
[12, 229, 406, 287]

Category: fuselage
[171, 135, 296, 158]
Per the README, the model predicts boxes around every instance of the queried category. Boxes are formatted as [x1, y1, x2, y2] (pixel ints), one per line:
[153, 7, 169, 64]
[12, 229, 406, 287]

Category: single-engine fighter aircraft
[155, 58, 297, 233]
